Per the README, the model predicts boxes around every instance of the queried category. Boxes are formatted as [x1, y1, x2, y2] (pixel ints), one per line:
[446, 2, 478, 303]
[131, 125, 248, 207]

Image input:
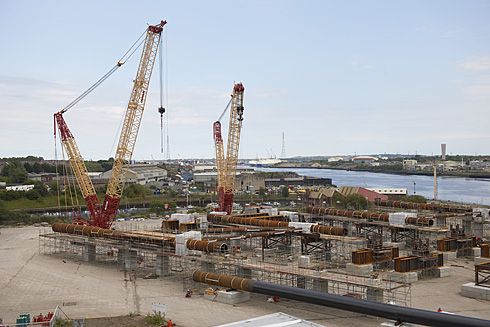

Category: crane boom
[54, 113, 100, 222]
[99, 20, 166, 228]
[214, 83, 245, 214]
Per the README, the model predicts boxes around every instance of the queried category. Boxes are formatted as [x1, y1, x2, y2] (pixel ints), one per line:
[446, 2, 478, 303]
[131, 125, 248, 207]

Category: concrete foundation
[387, 271, 418, 284]
[434, 266, 451, 278]
[155, 254, 170, 277]
[469, 247, 482, 258]
[439, 251, 457, 262]
[346, 263, 373, 277]
[204, 290, 251, 304]
[82, 243, 96, 262]
[474, 257, 490, 265]
[461, 282, 490, 300]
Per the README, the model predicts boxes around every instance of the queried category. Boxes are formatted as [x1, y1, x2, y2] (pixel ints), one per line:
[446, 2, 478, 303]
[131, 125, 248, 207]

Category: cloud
[464, 83, 490, 97]
[460, 57, 490, 71]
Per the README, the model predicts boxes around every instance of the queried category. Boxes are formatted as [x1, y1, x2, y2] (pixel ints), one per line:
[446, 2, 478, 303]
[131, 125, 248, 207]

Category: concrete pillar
[366, 287, 384, 302]
[155, 254, 170, 277]
[463, 219, 472, 236]
[343, 222, 354, 236]
[83, 243, 96, 262]
[201, 261, 215, 272]
[119, 249, 138, 270]
[237, 267, 252, 279]
[313, 279, 328, 293]
[117, 248, 127, 266]
[296, 276, 306, 289]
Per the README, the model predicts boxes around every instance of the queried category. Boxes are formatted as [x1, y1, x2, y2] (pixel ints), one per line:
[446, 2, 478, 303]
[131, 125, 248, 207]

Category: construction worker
[167, 319, 174, 327]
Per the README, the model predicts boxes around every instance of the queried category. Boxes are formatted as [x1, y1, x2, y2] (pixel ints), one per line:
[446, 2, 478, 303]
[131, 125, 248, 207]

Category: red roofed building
[338, 186, 388, 202]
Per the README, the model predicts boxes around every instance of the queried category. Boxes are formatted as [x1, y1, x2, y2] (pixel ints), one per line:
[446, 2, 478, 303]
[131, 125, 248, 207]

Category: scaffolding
[39, 225, 411, 307]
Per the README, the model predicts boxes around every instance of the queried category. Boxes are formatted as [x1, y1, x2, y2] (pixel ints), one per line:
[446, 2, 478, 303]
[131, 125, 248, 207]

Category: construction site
[2, 16, 490, 327]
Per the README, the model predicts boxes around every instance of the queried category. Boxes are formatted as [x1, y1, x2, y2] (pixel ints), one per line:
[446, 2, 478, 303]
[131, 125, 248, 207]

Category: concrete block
[387, 271, 418, 284]
[298, 255, 311, 268]
[434, 266, 451, 278]
[474, 257, 490, 266]
[470, 247, 482, 258]
[204, 290, 251, 304]
[366, 278, 383, 287]
[439, 251, 457, 262]
[346, 263, 373, 277]
[461, 283, 490, 301]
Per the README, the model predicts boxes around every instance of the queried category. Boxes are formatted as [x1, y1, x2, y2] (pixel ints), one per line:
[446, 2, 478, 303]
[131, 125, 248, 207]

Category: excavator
[213, 83, 245, 214]
[54, 20, 166, 228]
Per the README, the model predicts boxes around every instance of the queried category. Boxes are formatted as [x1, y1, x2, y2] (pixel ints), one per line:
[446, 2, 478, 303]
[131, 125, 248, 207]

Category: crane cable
[59, 29, 147, 114]
[158, 32, 165, 153]
[217, 97, 233, 122]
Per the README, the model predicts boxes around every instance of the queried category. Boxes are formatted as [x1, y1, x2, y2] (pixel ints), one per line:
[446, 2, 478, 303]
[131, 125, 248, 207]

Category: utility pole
[281, 132, 286, 158]
[433, 165, 438, 200]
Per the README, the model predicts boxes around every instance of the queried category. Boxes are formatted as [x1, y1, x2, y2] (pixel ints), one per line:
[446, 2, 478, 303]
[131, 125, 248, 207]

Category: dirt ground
[1, 225, 489, 326]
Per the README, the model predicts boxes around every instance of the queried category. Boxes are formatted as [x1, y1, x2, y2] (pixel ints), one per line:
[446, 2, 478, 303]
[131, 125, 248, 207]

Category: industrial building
[99, 164, 168, 185]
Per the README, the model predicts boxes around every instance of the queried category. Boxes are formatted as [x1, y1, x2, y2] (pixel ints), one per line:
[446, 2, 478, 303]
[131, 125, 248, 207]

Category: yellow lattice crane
[54, 20, 166, 228]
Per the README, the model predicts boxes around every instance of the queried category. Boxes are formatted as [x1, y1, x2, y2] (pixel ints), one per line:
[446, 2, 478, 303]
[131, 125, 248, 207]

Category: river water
[255, 167, 490, 205]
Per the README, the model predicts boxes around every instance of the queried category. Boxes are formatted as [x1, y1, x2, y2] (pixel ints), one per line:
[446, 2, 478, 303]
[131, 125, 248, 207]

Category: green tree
[124, 184, 151, 198]
[258, 187, 266, 196]
[345, 194, 368, 210]
[1, 162, 28, 183]
[149, 201, 164, 215]
[25, 189, 41, 200]
[401, 195, 427, 203]
[281, 186, 289, 198]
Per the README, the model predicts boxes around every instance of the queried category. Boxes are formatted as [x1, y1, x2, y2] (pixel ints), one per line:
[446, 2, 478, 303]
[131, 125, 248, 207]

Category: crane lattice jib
[99, 20, 166, 228]
[224, 84, 244, 194]
[213, 121, 226, 190]
[54, 113, 100, 221]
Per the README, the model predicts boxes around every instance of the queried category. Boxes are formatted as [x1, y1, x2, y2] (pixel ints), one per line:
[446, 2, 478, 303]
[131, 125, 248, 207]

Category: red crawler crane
[213, 83, 245, 214]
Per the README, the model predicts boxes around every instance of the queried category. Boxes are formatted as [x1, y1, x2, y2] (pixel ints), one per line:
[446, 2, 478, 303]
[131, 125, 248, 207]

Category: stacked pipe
[208, 214, 346, 236]
[186, 239, 228, 253]
[192, 270, 490, 327]
[208, 214, 290, 228]
[205, 231, 291, 241]
[51, 223, 228, 253]
[307, 207, 434, 227]
[375, 199, 471, 213]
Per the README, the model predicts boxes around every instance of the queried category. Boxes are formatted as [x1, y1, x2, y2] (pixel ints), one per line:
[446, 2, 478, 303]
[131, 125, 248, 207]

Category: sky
[0, 1, 489, 160]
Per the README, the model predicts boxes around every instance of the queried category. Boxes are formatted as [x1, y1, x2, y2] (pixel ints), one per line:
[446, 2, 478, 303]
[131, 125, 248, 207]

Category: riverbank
[254, 166, 490, 205]
[272, 164, 490, 179]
